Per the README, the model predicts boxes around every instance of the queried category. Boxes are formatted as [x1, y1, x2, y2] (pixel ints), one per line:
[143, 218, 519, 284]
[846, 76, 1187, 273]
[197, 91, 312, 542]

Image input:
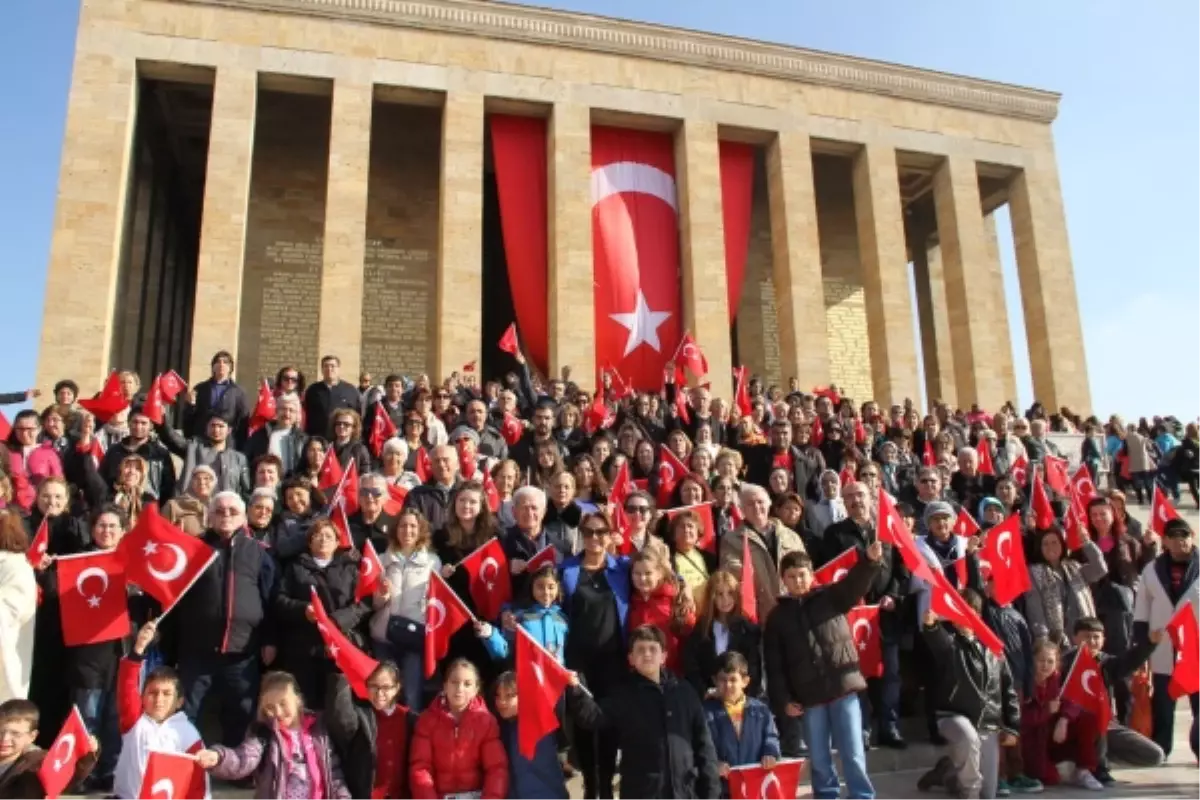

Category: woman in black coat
[329, 409, 371, 478]
[273, 518, 370, 708]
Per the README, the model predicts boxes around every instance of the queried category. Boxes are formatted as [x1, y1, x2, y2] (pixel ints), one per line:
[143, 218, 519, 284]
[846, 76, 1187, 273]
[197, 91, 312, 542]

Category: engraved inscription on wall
[257, 239, 322, 374]
[361, 240, 435, 376]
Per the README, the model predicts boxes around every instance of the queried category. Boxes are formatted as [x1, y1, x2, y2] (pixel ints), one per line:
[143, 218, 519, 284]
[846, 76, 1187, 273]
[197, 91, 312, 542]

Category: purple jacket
[212, 716, 350, 799]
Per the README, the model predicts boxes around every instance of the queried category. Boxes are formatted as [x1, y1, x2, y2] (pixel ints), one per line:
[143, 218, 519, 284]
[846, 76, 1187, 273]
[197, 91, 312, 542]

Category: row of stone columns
[38, 60, 1091, 413]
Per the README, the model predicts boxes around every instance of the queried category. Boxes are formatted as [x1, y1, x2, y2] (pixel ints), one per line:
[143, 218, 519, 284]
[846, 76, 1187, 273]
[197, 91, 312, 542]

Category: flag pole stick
[1057, 645, 1083, 701]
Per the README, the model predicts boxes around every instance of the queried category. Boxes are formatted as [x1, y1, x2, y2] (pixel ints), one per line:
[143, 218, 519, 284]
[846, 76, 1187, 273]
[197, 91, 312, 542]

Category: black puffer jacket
[325, 673, 417, 799]
[573, 670, 720, 799]
[922, 621, 1020, 734]
[763, 556, 881, 710]
[681, 615, 762, 699]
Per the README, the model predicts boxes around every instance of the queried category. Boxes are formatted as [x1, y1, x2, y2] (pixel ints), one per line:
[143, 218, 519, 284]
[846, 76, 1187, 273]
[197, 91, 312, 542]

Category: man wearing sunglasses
[348, 473, 395, 553]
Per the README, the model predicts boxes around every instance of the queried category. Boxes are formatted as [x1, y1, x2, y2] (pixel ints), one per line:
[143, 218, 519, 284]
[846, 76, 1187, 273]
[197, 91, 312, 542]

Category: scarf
[723, 696, 746, 736]
[279, 714, 325, 800]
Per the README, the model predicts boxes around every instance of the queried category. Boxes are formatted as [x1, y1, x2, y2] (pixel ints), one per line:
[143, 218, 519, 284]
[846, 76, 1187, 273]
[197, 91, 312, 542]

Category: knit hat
[977, 497, 1005, 519]
[449, 425, 480, 445]
[922, 500, 955, 528]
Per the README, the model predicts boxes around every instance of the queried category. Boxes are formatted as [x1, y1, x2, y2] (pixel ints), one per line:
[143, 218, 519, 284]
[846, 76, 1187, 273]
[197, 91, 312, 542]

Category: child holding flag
[703, 651, 780, 798]
[493, 671, 569, 799]
[0, 699, 97, 798]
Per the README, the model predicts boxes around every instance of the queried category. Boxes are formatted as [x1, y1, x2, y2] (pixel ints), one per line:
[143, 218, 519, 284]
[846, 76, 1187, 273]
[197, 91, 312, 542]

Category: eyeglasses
[212, 507, 241, 517]
[359, 488, 383, 498]
[282, 374, 298, 382]
[367, 683, 399, 693]
[334, 421, 352, 428]
[581, 526, 610, 538]
[625, 505, 652, 516]
[861, 471, 879, 478]
[14, 426, 37, 434]
[435, 394, 450, 400]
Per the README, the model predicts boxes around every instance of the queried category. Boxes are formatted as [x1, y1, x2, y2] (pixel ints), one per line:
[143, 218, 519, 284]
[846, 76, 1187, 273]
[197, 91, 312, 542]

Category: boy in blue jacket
[704, 651, 781, 797]
[493, 671, 568, 799]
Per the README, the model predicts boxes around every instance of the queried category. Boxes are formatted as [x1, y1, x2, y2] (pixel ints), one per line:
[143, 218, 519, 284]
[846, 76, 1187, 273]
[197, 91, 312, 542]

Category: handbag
[386, 616, 425, 651]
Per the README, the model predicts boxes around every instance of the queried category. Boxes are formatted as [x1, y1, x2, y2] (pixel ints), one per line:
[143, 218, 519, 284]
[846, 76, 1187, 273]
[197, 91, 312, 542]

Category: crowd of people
[0, 347, 1196, 800]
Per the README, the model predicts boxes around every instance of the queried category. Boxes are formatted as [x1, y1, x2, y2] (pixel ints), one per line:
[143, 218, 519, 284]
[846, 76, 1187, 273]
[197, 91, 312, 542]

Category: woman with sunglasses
[560, 512, 632, 799]
[328, 409, 371, 478]
[4, 410, 63, 512]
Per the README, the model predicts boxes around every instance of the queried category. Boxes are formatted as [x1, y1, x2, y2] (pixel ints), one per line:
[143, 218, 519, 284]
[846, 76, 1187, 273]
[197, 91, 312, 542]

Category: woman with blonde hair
[680, 569, 761, 699]
[111, 454, 151, 527]
[328, 408, 371, 477]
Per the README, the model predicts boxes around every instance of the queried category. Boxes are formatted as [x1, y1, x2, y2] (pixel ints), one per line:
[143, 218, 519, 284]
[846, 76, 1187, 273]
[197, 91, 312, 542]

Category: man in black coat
[573, 625, 720, 799]
[818, 481, 909, 749]
[509, 401, 567, 473]
[303, 355, 363, 438]
[402, 445, 460, 533]
[738, 418, 823, 501]
[169, 491, 277, 746]
[666, 382, 726, 447]
[185, 350, 250, 444]
[95, 407, 177, 501]
[764, 544, 883, 799]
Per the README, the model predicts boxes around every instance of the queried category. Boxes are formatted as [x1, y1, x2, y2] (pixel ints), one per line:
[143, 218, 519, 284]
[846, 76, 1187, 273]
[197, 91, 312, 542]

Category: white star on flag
[86, 596, 102, 609]
[143, 542, 158, 556]
[610, 289, 671, 356]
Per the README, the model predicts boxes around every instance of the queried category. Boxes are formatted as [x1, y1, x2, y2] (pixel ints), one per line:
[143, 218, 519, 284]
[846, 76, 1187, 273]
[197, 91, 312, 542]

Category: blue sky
[1, 0, 1196, 419]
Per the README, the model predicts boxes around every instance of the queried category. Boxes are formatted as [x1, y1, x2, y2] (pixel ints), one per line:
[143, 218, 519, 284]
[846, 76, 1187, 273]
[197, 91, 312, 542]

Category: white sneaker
[1073, 769, 1104, 791]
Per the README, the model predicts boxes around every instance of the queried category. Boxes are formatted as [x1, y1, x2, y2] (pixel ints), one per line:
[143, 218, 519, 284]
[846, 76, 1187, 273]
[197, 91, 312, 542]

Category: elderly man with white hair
[402, 444, 460, 532]
[719, 483, 806, 622]
[243, 392, 307, 476]
[501, 485, 580, 592]
[171, 490, 278, 747]
[950, 446, 996, 517]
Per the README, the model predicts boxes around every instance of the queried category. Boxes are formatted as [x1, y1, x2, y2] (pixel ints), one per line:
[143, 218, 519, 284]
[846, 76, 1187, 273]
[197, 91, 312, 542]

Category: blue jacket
[498, 717, 568, 799]
[482, 603, 569, 663]
[703, 696, 781, 770]
[560, 554, 631, 629]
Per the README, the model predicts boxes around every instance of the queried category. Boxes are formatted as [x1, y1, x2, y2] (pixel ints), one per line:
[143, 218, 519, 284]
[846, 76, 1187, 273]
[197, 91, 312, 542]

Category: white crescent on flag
[145, 543, 188, 582]
[480, 557, 500, 590]
[52, 734, 75, 771]
[1081, 669, 1098, 698]
[427, 598, 447, 632]
[995, 530, 1013, 567]
[151, 779, 175, 800]
[760, 772, 782, 800]
[591, 161, 678, 210]
[76, 566, 110, 606]
[851, 618, 871, 651]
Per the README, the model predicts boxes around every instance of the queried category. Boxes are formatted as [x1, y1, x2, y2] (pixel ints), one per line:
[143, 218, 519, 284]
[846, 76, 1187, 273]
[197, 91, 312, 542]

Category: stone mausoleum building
[37, 0, 1091, 412]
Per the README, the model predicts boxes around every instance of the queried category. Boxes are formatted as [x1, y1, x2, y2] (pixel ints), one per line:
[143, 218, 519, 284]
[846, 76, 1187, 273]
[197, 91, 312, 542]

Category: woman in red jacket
[409, 658, 507, 799]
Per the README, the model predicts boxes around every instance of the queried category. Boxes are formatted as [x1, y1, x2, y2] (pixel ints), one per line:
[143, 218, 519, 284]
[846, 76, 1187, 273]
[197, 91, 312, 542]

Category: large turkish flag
[591, 127, 682, 390]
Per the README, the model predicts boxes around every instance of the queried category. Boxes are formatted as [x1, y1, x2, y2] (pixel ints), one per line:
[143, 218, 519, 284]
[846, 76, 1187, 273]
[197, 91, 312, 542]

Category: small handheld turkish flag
[656, 444, 689, 508]
[953, 508, 981, 539]
[99, 369, 122, 400]
[1009, 453, 1030, 487]
[526, 544, 558, 574]
[317, 448, 344, 493]
[355, 540, 384, 603]
[459, 538, 512, 622]
[415, 447, 432, 484]
[330, 500, 353, 551]
[383, 483, 408, 516]
[813, 547, 859, 587]
[78, 393, 129, 425]
[673, 381, 692, 425]
[674, 332, 709, 378]
[1070, 465, 1097, 508]
[847, 604, 882, 677]
[0, 411, 9, 442]
[118, 505, 218, 613]
[929, 574, 1006, 655]
[1031, 473, 1055, 530]
[1166, 602, 1199, 699]
[728, 758, 806, 800]
[424, 572, 473, 677]
[1044, 455, 1070, 494]
[369, 402, 398, 458]
[158, 369, 187, 404]
[583, 395, 613, 436]
[482, 470, 501, 513]
[741, 533, 758, 623]
[516, 626, 572, 759]
[26, 517, 48, 567]
[56, 550, 131, 646]
[811, 414, 824, 447]
[139, 750, 205, 800]
[327, 457, 359, 517]
[457, 439, 478, 480]
[976, 439, 995, 476]
[664, 502, 716, 553]
[248, 378, 276, 435]
[37, 706, 93, 799]
[1150, 485, 1182, 536]
[1063, 503, 1088, 552]
[877, 487, 937, 585]
[980, 515, 1031, 606]
[922, 438, 936, 468]
[141, 376, 166, 425]
[310, 587, 379, 700]
[733, 366, 752, 417]
[498, 323, 520, 356]
[1060, 645, 1111, 732]
[609, 461, 635, 511]
[501, 412, 525, 446]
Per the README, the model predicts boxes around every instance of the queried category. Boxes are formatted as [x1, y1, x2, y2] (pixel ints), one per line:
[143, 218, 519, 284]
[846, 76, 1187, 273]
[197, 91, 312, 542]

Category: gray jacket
[160, 425, 252, 498]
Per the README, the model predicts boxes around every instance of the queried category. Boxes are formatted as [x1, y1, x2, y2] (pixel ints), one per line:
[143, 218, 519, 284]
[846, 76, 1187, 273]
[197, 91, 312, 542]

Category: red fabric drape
[489, 115, 549, 373]
[591, 126, 682, 391]
[719, 141, 755, 322]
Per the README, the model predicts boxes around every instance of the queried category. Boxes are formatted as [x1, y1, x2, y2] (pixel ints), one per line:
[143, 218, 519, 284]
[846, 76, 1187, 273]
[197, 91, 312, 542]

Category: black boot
[918, 756, 952, 792]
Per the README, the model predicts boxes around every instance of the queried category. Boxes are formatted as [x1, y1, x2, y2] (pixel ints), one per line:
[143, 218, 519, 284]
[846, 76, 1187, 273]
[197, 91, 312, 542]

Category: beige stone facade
[36, 0, 1092, 412]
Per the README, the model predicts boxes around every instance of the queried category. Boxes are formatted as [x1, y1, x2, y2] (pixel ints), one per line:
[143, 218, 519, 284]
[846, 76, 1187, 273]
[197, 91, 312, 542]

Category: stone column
[34, 53, 137, 393]
[983, 211, 1018, 405]
[767, 131, 830, 387]
[912, 241, 957, 407]
[851, 142, 920, 406]
[187, 67, 258, 383]
[316, 80, 373, 377]
[675, 120, 732, 391]
[435, 92, 484, 379]
[1008, 158, 1091, 412]
[547, 104, 595, 389]
[932, 154, 1008, 411]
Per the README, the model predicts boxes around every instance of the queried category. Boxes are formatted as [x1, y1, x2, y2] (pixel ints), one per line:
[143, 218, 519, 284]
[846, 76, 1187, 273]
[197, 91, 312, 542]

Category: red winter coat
[627, 579, 695, 675]
[409, 695, 507, 799]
